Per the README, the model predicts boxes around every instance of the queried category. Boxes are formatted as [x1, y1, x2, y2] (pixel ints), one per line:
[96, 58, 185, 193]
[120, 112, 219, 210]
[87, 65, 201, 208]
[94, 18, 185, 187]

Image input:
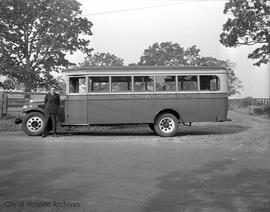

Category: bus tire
[22, 112, 45, 136]
[154, 113, 178, 137]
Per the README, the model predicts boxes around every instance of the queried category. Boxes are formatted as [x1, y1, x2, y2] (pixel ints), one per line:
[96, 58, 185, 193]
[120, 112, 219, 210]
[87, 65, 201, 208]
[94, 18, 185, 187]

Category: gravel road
[0, 110, 269, 212]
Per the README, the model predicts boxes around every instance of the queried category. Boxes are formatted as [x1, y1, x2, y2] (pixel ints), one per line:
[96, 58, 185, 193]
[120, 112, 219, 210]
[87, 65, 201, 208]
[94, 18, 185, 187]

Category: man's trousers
[43, 113, 57, 134]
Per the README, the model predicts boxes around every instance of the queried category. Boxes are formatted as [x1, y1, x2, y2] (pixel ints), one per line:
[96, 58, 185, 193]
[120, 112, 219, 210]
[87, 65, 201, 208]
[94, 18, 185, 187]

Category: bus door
[65, 77, 88, 124]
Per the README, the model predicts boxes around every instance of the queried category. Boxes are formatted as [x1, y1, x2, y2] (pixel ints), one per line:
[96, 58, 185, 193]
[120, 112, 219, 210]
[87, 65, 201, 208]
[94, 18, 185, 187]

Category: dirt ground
[0, 110, 269, 212]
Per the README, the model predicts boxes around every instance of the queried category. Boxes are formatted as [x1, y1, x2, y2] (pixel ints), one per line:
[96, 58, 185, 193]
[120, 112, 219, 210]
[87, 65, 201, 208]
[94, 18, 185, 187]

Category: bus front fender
[15, 107, 45, 125]
[23, 107, 45, 115]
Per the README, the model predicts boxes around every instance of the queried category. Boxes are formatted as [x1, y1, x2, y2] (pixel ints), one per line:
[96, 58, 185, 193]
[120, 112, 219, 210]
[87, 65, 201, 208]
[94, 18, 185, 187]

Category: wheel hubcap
[159, 117, 175, 133]
[27, 116, 43, 132]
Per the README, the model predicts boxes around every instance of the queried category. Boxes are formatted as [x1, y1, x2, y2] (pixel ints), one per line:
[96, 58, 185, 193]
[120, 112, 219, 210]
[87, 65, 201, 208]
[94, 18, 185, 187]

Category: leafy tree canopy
[80, 52, 124, 67]
[0, 0, 93, 91]
[220, 0, 270, 66]
[138, 42, 201, 66]
[137, 42, 242, 96]
[3, 78, 16, 90]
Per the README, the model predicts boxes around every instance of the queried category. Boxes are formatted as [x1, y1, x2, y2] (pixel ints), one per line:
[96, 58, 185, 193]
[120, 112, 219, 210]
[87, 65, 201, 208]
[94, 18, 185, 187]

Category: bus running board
[182, 122, 192, 126]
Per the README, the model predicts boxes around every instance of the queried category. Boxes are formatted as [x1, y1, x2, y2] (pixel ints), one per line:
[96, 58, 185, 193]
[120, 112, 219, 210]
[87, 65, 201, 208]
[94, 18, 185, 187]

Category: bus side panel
[86, 93, 228, 124]
[127, 94, 228, 123]
[87, 99, 131, 124]
[127, 98, 199, 123]
[186, 94, 228, 122]
[65, 95, 88, 124]
[173, 93, 228, 122]
[126, 99, 159, 123]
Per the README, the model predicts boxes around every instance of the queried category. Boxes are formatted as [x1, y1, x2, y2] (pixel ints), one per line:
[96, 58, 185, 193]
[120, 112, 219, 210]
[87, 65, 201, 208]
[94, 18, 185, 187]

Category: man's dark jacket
[44, 93, 60, 114]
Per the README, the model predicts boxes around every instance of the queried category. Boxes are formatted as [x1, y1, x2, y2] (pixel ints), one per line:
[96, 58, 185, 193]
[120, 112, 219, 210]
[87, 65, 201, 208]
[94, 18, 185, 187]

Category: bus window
[178, 76, 198, 91]
[200, 75, 220, 91]
[89, 77, 110, 93]
[156, 76, 176, 92]
[111, 76, 131, 92]
[69, 77, 86, 93]
[134, 76, 154, 92]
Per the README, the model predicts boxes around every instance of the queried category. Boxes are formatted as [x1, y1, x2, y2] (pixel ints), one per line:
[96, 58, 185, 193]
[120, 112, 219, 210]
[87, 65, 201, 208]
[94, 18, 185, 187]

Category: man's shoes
[41, 133, 47, 138]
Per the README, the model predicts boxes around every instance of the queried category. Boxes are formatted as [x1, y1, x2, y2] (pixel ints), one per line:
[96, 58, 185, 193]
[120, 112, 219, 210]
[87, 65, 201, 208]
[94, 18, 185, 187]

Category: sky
[67, 0, 270, 98]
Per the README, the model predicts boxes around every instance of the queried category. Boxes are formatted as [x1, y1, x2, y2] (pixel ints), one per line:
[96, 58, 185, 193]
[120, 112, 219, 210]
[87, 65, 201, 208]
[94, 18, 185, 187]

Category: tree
[220, 0, 270, 66]
[138, 42, 201, 66]
[3, 78, 16, 90]
[137, 42, 242, 96]
[80, 52, 124, 67]
[0, 0, 93, 91]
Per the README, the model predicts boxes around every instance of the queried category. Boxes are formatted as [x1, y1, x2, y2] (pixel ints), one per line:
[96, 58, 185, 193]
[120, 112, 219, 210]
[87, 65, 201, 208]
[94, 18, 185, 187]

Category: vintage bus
[19, 66, 230, 137]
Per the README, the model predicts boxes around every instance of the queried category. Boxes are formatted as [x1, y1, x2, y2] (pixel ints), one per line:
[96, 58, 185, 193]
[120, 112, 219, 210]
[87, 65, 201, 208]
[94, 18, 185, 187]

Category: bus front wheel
[22, 112, 45, 136]
[154, 113, 178, 137]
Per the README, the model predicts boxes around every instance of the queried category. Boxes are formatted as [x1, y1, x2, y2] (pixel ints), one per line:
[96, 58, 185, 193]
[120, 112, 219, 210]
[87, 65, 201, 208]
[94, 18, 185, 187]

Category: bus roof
[63, 66, 227, 75]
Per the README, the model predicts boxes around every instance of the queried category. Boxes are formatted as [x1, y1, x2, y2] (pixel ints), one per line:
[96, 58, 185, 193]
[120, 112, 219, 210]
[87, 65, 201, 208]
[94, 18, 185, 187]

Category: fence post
[0, 91, 3, 117]
[2, 92, 8, 116]
[0, 92, 9, 117]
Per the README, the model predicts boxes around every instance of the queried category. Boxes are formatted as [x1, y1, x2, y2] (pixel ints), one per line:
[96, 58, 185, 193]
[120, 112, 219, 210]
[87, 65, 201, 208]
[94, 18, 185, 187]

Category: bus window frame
[88, 75, 111, 93]
[111, 75, 133, 94]
[198, 74, 220, 92]
[155, 75, 178, 93]
[133, 75, 155, 93]
[68, 75, 88, 95]
[83, 75, 112, 95]
[176, 74, 199, 92]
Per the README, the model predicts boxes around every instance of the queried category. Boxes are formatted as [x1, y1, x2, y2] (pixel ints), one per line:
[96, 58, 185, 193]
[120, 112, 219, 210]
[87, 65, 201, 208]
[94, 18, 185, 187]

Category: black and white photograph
[0, 0, 269, 211]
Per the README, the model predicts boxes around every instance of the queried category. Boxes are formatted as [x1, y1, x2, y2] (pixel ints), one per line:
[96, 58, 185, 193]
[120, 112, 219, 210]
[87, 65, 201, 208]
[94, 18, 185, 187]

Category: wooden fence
[0, 91, 46, 117]
[229, 98, 270, 107]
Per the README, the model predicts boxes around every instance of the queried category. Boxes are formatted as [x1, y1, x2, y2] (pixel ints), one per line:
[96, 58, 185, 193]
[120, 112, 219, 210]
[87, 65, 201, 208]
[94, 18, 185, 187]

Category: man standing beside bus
[42, 86, 60, 138]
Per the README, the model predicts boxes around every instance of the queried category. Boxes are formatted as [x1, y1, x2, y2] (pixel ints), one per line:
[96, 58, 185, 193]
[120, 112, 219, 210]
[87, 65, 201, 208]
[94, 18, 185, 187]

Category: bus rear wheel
[154, 113, 178, 137]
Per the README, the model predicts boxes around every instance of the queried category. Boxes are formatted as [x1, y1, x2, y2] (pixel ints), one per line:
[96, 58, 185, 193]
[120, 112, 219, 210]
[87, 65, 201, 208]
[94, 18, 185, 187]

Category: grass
[231, 104, 270, 119]
[0, 115, 22, 131]
[251, 104, 270, 118]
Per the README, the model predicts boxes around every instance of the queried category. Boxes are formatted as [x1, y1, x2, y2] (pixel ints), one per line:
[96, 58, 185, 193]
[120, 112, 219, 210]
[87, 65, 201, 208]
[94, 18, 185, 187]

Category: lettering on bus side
[113, 93, 197, 99]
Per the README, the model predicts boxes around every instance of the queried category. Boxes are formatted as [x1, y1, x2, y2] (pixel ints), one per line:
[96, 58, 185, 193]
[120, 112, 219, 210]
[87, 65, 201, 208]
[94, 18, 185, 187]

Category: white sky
[67, 0, 270, 98]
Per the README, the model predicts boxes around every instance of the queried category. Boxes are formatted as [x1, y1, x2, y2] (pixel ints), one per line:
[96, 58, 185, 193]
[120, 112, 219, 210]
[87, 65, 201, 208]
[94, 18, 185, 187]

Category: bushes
[230, 98, 270, 119]
[252, 104, 270, 118]
[0, 115, 21, 131]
